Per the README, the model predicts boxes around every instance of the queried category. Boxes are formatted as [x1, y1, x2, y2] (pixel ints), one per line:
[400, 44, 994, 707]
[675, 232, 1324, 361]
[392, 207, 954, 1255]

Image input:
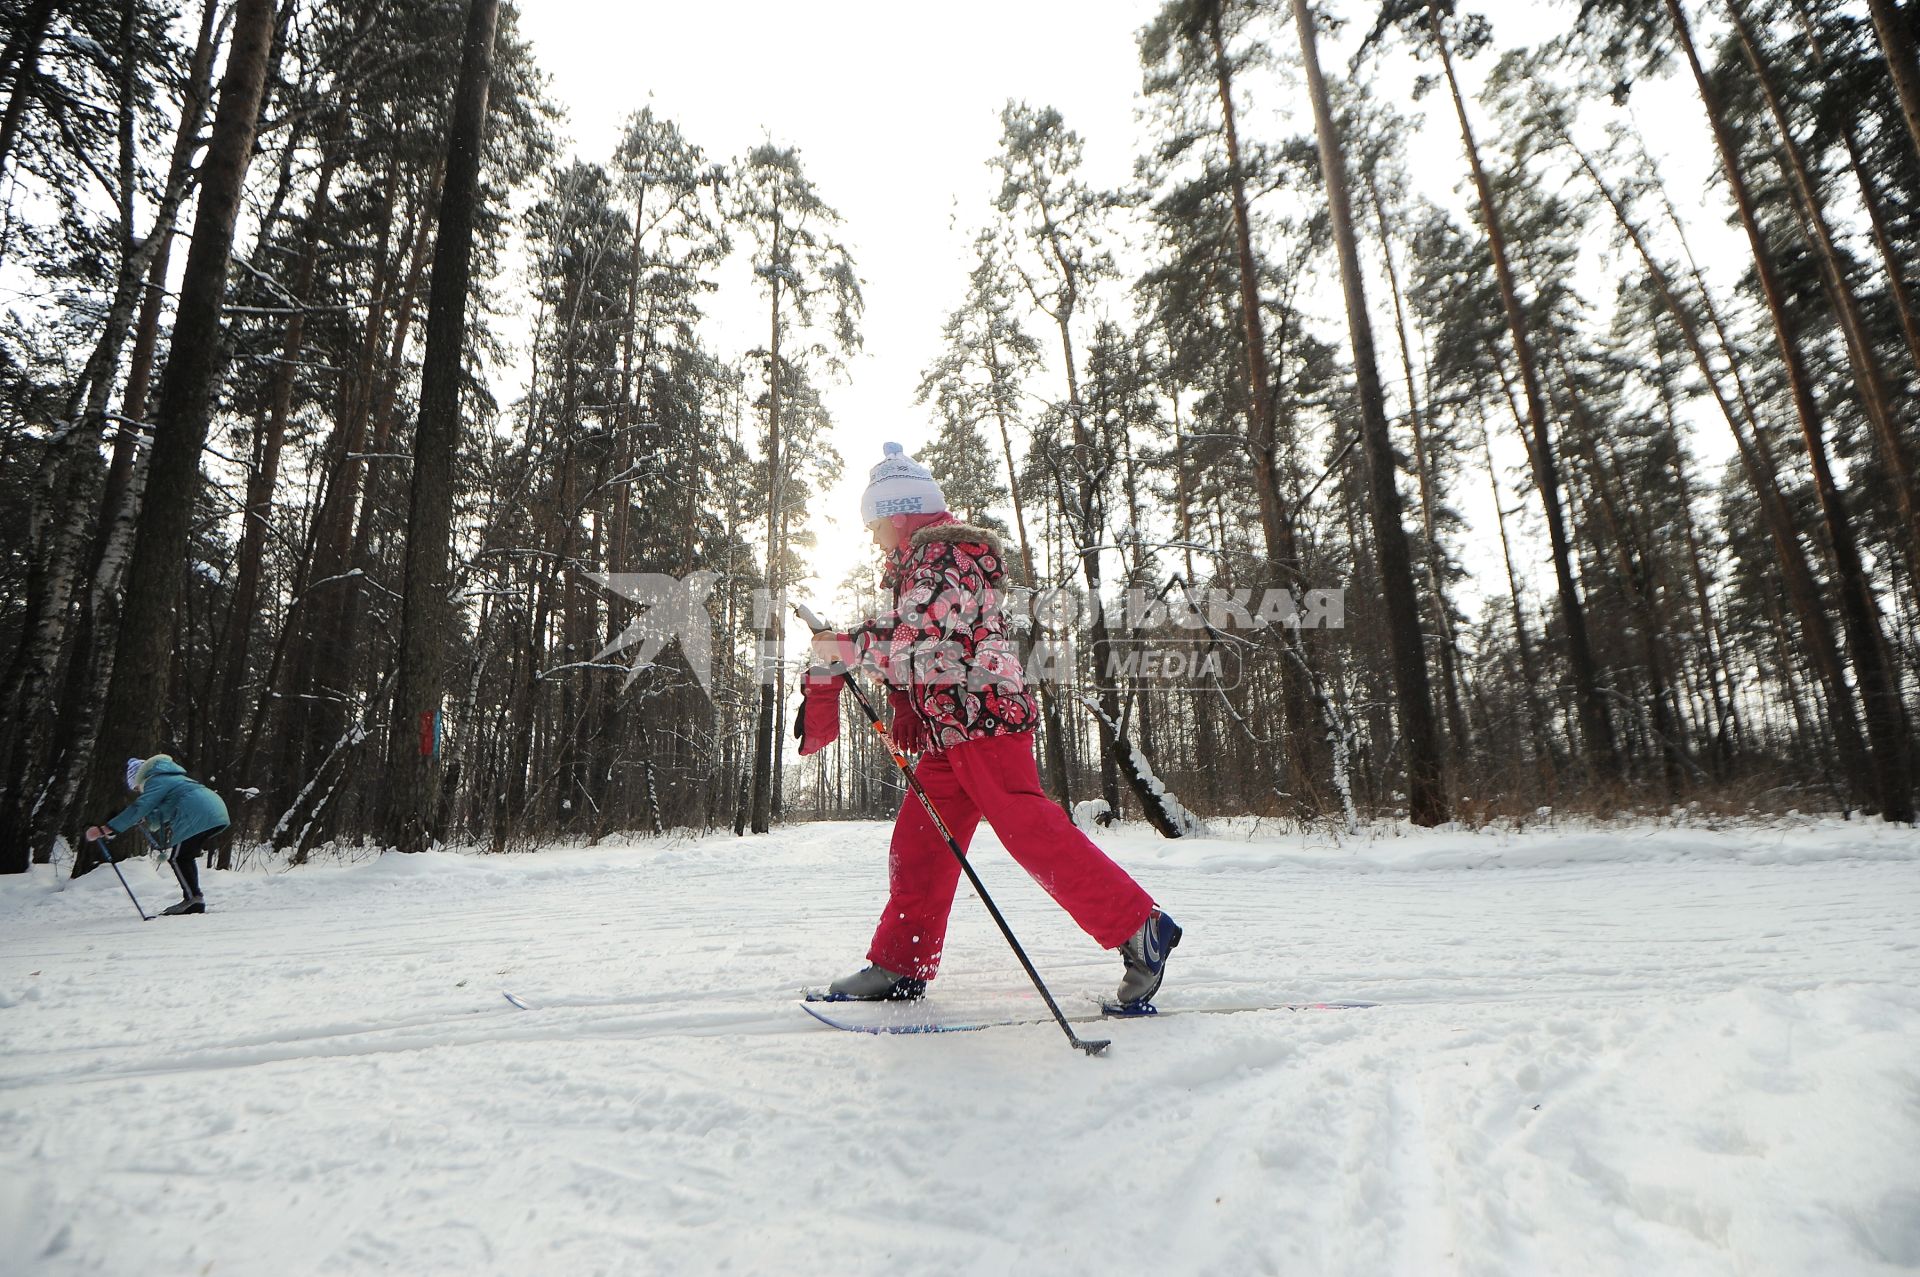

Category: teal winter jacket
[108, 756, 230, 847]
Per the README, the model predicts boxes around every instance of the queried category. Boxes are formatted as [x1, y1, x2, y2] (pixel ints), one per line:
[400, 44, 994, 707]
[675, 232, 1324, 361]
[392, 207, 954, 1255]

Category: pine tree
[730, 144, 861, 834]
[1289, 0, 1447, 825]
[385, 0, 501, 853]
[1372, 0, 1622, 785]
[993, 101, 1136, 817]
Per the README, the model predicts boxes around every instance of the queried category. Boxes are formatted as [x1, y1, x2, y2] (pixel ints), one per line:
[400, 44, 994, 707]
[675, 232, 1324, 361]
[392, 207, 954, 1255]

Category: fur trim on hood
[910, 520, 1015, 584]
[133, 754, 177, 790]
[909, 521, 1005, 558]
[880, 518, 1018, 587]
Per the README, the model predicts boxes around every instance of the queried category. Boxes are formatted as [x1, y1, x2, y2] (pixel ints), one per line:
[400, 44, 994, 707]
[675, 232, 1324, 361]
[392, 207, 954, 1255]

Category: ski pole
[138, 824, 165, 853]
[137, 825, 191, 897]
[89, 835, 153, 922]
[795, 603, 1110, 1057]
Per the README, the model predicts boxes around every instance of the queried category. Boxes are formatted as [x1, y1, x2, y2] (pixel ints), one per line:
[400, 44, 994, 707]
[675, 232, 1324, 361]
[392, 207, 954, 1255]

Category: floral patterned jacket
[849, 518, 1038, 752]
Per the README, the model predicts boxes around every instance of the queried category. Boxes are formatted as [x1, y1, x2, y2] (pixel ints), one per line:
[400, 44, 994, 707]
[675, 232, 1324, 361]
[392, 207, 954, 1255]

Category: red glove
[887, 687, 929, 754]
[794, 665, 845, 756]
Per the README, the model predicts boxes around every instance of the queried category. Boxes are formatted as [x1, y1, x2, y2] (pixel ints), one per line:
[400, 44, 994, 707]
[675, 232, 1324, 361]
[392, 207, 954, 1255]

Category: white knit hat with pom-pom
[859, 442, 947, 524]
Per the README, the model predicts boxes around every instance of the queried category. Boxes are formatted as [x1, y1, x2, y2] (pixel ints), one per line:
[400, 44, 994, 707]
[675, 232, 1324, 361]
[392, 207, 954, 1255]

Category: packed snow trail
[2, 818, 1917, 1275]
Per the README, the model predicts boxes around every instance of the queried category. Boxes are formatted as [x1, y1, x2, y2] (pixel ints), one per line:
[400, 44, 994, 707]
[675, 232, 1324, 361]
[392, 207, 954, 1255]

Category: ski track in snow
[2, 817, 1918, 1275]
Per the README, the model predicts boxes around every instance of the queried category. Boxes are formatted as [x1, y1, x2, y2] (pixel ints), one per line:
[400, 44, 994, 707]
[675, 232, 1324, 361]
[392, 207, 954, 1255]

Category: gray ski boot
[827, 964, 926, 1002]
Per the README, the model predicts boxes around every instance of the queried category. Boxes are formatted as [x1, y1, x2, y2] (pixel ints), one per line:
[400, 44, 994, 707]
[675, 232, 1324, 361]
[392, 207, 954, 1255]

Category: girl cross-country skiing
[86, 755, 230, 915]
[801, 442, 1181, 1009]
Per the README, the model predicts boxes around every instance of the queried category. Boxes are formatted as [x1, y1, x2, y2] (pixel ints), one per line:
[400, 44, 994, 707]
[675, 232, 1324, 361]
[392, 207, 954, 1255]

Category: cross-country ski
[799, 995, 1380, 1036]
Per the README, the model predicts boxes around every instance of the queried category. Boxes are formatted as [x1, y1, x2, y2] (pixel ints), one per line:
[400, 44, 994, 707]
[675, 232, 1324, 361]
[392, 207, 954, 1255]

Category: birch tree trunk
[70, 0, 278, 873]
[749, 257, 782, 835]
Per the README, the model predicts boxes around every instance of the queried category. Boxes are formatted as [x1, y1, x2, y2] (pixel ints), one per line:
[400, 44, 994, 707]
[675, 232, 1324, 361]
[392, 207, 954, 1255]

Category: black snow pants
[169, 826, 225, 899]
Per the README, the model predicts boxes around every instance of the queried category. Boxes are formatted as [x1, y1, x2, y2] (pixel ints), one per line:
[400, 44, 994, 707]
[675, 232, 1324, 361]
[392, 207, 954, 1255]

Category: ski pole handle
[794, 603, 852, 675]
[795, 602, 829, 635]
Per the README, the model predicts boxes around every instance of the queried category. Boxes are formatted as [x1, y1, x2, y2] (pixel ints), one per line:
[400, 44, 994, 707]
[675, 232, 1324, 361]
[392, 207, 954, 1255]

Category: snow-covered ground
[3, 816, 1918, 1276]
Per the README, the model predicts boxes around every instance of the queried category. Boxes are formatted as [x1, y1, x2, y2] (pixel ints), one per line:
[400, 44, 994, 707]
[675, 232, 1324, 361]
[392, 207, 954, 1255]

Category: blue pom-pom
[883, 441, 904, 457]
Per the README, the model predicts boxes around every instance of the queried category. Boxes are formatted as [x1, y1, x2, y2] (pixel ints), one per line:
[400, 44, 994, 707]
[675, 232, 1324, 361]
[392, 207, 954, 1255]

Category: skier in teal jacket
[86, 755, 230, 915]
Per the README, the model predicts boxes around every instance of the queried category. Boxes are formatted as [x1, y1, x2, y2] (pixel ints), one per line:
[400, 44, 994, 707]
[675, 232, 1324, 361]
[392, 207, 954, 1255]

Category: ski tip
[502, 991, 531, 1010]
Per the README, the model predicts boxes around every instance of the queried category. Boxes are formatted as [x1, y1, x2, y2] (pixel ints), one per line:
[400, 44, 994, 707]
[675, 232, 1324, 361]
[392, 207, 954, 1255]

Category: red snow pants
[866, 731, 1155, 979]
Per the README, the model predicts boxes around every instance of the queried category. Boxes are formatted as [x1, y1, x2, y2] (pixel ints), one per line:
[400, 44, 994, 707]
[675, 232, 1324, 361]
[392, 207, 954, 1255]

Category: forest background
[2, 0, 1917, 874]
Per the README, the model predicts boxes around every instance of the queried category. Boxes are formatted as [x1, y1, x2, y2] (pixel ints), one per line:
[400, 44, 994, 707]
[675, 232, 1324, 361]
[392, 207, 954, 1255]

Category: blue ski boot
[1110, 908, 1181, 1013]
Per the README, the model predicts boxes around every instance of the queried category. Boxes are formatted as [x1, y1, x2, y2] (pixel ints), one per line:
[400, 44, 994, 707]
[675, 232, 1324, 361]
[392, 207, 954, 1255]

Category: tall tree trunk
[1048, 304, 1123, 818]
[0, 0, 58, 199]
[0, 0, 220, 870]
[1726, 0, 1920, 591]
[988, 363, 1072, 809]
[384, 0, 501, 852]
[772, 500, 791, 821]
[1291, 0, 1446, 825]
[1666, 0, 1914, 823]
[21, 0, 224, 862]
[1201, 1, 1317, 805]
[1551, 350, 1688, 797]
[1660, 375, 1744, 770]
[272, 157, 404, 822]
[1428, 0, 1617, 784]
[1863, 0, 1920, 166]
[750, 258, 782, 835]
[1169, 383, 1220, 813]
[1422, 33, 1600, 776]
[212, 144, 344, 785]
[1367, 173, 1471, 754]
[311, 161, 441, 835]
[66, 0, 276, 874]
[1790, 0, 1920, 383]
[1478, 388, 1555, 775]
[1554, 119, 1875, 796]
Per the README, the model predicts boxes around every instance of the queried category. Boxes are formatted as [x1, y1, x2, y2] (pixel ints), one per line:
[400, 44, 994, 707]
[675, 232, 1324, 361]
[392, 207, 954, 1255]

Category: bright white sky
[511, 0, 1171, 613]
[508, 1, 1736, 628]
